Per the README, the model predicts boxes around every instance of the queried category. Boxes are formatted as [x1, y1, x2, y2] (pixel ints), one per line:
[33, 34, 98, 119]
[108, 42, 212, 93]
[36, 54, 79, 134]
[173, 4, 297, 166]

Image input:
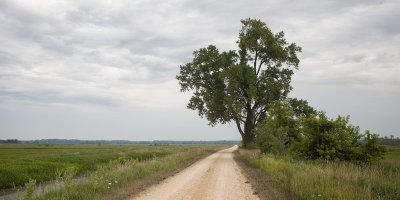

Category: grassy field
[0, 144, 216, 190]
[239, 145, 400, 200]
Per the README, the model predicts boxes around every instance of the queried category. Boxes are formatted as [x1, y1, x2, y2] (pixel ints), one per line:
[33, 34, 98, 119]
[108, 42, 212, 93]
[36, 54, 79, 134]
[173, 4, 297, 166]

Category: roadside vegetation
[239, 146, 399, 200]
[0, 144, 222, 199]
[35, 146, 220, 200]
[237, 100, 396, 199]
[255, 100, 387, 163]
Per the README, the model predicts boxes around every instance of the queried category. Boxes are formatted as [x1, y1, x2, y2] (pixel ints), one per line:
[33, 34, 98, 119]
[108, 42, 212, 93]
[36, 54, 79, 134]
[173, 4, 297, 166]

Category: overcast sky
[0, 0, 399, 140]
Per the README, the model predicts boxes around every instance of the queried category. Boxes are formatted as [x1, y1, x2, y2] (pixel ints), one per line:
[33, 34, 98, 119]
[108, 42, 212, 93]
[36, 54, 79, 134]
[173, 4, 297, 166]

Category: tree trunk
[242, 109, 256, 147]
[241, 130, 255, 147]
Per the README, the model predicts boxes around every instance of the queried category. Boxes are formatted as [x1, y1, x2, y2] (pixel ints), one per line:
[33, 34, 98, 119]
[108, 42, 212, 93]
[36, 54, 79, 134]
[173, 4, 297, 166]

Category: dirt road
[131, 145, 259, 200]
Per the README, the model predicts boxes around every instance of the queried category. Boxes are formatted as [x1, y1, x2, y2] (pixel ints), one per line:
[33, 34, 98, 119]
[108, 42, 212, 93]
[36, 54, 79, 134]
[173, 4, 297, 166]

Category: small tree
[256, 99, 315, 154]
[298, 113, 388, 162]
[177, 18, 301, 146]
[256, 101, 298, 154]
[360, 130, 387, 163]
[299, 113, 362, 161]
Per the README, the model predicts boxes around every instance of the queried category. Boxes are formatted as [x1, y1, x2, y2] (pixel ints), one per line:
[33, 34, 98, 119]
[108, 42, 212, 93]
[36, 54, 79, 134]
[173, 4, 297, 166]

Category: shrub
[255, 101, 387, 162]
[299, 112, 362, 161]
[359, 130, 387, 162]
[256, 123, 288, 154]
[298, 113, 387, 162]
[256, 101, 297, 154]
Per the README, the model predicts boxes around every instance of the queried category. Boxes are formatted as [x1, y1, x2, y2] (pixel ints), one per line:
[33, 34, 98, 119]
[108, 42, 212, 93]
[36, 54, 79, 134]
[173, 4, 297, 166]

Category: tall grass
[239, 147, 399, 200]
[0, 144, 197, 189]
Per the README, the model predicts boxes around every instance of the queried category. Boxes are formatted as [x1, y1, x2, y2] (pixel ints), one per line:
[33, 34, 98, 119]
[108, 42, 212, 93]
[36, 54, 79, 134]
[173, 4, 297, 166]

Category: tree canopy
[177, 18, 302, 146]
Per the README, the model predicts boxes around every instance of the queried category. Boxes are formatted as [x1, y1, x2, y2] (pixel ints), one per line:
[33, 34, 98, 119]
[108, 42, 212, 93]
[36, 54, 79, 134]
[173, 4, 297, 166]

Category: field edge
[233, 149, 302, 200]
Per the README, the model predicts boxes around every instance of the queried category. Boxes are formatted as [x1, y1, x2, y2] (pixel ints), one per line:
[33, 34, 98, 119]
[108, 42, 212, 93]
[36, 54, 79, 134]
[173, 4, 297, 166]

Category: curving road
[131, 145, 259, 200]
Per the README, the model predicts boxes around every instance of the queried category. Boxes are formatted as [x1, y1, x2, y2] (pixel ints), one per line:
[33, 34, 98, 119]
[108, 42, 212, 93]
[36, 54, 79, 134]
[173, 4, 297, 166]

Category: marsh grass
[239, 146, 400, 200]
[0, 144, 193, 189]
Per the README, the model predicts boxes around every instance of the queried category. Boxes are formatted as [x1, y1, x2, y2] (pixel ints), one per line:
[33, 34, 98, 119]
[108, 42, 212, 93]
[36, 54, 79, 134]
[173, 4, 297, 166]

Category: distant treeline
[0, 139, 240, 145]
[378, 135, 400, 146]
[0, 139, 21, 143]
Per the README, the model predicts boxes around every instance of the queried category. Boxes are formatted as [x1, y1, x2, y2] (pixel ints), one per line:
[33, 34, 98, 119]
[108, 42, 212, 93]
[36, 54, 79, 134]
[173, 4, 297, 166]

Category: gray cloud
[0, 0, 399, 139]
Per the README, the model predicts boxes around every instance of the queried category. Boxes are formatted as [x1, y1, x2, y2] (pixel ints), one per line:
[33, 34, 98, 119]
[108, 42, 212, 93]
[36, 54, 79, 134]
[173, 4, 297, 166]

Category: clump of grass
[25, 178, 37, 200]
[16, 189, 21, 200]
[239, 147, 400, 200]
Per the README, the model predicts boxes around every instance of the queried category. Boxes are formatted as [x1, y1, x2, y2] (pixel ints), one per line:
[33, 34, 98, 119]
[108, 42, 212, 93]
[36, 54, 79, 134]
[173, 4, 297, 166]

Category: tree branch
[255, 106, 268, 123]
[253, 50, 258, 75]
[235, 88, 249, 109]
[234, 118, 244, 137]
[256, 60, 264, 76]
[252, 101, 259, 111]
[239, 84, 251, 108]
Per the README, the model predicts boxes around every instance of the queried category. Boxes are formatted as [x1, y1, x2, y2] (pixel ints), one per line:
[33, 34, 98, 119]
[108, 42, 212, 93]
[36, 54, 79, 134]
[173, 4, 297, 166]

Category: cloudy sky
[0, 0, 399, 140]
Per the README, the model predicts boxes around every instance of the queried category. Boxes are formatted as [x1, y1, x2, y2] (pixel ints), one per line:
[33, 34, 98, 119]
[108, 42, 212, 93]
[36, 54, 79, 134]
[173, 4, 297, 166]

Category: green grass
[0, 144, 202, 189]
[239, 145, 400, 200]
[380, 145, 400, 173]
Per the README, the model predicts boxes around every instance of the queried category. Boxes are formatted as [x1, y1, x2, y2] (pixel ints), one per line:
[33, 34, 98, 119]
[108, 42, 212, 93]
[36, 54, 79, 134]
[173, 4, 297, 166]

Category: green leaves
[360, 130, 387, 163]
[223, 64, 257, 107]
[177, 45, 235, 125]
[256, 101, 299, 154]
[238, 18, 301, 71]
[299, 113, 362, 161]
[288, 98, 317, 118]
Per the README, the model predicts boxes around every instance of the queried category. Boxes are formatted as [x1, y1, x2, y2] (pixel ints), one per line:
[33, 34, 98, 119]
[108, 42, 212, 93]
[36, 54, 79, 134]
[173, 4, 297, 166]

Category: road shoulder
[97, 148, 219, 200]
[233, 150, 303, 200]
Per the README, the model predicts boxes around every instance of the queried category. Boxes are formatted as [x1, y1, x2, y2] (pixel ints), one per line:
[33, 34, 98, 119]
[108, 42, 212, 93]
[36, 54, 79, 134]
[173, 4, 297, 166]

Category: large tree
[177, 18, 301, 146]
